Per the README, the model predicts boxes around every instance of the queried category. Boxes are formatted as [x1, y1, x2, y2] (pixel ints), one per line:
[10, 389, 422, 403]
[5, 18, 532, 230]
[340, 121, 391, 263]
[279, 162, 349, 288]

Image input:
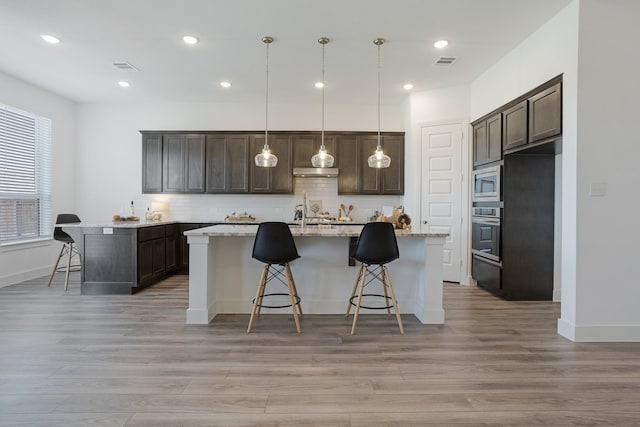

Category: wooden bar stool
[247, 222, 303, 333]
[346, 222, 404, 334]
[47, 213, 81, 291]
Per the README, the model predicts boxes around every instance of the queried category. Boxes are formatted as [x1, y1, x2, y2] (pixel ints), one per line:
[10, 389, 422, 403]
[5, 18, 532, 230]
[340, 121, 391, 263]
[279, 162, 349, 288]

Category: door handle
[422, 220, 428, 224]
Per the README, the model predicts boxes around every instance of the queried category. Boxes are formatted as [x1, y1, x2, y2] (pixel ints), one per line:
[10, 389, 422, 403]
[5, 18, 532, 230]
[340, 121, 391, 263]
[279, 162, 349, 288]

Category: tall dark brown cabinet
[471, 75, 562, 301]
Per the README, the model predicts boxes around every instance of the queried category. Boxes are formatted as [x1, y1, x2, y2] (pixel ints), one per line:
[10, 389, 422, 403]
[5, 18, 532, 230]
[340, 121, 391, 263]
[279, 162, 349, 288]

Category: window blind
[0, 104, 52, 244]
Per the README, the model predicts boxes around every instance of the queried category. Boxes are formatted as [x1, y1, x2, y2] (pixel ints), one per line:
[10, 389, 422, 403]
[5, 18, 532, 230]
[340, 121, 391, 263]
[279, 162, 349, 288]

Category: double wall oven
[471, 164, 502, 293]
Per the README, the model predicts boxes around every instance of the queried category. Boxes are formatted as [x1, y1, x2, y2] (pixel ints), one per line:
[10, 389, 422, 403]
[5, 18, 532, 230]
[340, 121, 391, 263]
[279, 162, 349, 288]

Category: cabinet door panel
[486, 113, 502, 163]
[138, 240, 154, 284]
[473, 121, 488, 167]
[205, 135, 226, 192]
[142, 134, 163, 193]
[503, 100, 528, 151]
[337, 135, 360, 194]
[381, 135, 404, 194]
[250, 136, 271, 192]
[152, 238, 165, 277]
[528, 83, 561, 143]
[360, 136, 381, 194]
[269, 135, 293, 193]
[292, 135, 317, 168]
[227, 135, 249, 193]
[185, 134, 205, 193]
[162, 135, 185, 192]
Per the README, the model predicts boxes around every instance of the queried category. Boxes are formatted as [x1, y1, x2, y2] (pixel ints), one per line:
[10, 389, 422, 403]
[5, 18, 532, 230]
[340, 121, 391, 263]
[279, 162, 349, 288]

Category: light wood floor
[1, 274, 640, 426]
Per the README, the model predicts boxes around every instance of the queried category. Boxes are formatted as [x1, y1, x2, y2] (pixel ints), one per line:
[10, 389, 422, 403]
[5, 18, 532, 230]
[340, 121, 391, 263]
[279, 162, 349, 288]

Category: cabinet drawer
[138, 226, 165, 242]
[473, 255, 502, 293]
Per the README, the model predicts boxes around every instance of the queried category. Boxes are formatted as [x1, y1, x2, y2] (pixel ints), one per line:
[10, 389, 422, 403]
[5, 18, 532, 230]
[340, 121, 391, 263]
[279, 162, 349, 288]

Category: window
[0, 104, 52, 244]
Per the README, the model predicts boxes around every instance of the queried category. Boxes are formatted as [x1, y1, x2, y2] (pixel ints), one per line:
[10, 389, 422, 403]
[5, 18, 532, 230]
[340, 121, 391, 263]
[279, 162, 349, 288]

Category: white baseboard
[0, 266, 53, 288]
[558, 318, 640, 342]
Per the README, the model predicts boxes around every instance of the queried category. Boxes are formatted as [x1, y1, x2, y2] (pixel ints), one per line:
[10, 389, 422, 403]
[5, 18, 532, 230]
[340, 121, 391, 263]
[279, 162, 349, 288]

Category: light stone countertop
[184, 224, 448, 238]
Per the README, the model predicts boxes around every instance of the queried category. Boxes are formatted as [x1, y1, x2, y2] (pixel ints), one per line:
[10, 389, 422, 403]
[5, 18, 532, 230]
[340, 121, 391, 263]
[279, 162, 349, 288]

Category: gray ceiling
[0, 0, 572, 105]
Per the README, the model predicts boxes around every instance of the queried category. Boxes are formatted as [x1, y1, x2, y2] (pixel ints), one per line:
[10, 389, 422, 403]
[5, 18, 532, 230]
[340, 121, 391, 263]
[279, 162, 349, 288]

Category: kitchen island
[185, 224, 448, 325]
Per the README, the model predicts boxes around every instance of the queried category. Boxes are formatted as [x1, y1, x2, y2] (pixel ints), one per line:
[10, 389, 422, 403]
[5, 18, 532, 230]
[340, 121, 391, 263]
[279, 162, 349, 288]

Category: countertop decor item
[368, 38, 391, 169]
[311, 37, 335, 168]
[224, 212, 256, 222]
[254, 36, 278, 168]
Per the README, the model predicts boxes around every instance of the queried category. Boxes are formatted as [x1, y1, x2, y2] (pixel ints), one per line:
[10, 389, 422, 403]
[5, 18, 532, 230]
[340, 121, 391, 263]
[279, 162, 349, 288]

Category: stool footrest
[253, 292, 301, 309]
[349, 293, 394, 310]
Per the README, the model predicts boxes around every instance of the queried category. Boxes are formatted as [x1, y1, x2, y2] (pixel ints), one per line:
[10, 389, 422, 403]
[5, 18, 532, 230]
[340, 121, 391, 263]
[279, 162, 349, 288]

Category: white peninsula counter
[185, 224, 448, 325]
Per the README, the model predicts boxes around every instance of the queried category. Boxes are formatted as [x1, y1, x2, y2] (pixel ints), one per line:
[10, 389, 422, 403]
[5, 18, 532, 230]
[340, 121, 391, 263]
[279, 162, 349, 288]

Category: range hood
[293, 167, 339, 177]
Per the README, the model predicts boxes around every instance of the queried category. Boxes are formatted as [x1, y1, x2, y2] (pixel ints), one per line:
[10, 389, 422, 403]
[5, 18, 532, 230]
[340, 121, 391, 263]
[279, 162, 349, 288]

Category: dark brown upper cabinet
[249, 134, 293, 194]
[338, 134, 404, 195]
[162, 134, 205, 193]
[142, 134, 163, 193]
[503, 100, 528, 152]
[205, 134, 249, 193]
[292, 134, 337, 168]
[473, 113, 502, 168]
[528, 82, 562, 143]
[337, 135, 360, 194]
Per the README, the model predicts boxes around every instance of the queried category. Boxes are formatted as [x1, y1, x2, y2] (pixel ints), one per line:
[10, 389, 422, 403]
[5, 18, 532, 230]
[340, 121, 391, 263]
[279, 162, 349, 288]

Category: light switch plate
[589, 182, 607, 197]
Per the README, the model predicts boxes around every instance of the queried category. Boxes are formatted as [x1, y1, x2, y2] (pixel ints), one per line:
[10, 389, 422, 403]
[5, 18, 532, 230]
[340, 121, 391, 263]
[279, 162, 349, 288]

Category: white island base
[185, 225, 447, 325]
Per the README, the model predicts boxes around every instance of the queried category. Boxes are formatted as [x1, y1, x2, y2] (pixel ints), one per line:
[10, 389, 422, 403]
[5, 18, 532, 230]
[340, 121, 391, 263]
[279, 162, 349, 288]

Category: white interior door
[421, 123, 463, 283]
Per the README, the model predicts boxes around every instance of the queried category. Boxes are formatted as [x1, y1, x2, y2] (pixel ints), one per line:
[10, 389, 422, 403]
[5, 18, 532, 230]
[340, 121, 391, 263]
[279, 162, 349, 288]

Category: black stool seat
[346, 222, 404, 334]
[248, 222, 303, 333]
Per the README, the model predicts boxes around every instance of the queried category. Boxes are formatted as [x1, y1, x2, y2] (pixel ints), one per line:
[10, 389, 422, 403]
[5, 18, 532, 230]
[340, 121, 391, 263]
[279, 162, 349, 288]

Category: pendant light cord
[264, 39, 270, 149]
[377, 41, 381, 149]
[321, 40, 325, 149]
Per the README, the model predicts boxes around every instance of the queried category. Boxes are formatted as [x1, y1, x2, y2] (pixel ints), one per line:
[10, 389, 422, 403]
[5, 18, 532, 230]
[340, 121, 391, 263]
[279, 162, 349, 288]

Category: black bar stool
[345, 222, 404, 334]
[247, 222, 303, 333]
[47, 213, 81, 291]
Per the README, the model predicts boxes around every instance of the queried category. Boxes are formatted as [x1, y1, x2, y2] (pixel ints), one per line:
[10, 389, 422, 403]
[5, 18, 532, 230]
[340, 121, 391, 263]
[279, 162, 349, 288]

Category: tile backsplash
[140, 177, 402, 223]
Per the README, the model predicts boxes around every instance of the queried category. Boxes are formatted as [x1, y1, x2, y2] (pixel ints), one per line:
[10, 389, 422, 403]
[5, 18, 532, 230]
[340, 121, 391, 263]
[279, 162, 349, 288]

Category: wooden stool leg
[247, 265, 269, 333]
[345, 265, 364, 318]
[285, 263, 302, 333]
[383, 266, 404, 334]
[287, 264, 303, 318]
[47, 245, 65, 287]
[351, 267, 367, 335]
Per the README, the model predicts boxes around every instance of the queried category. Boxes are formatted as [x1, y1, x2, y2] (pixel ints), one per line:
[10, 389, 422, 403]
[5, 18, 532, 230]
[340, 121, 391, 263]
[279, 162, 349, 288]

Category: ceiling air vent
[112, 62, 139, 72]
[434, 56, 457, 66]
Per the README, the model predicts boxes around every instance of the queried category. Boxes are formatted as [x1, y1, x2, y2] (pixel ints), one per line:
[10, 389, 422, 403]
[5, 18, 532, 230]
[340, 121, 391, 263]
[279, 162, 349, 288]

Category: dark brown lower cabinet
[64, 224, 181, 295]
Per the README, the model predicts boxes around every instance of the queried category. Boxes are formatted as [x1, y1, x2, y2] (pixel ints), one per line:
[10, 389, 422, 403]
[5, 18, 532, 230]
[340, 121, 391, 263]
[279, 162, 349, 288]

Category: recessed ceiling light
[403, 83, 414, 90]
[183, 35, 199, 45]
[220, 81, 232, 88]
[118, 81, 130, 88]
[434, 39, 449, 49]
[41, 34, 60, 44]
[314, 82, 324, 88]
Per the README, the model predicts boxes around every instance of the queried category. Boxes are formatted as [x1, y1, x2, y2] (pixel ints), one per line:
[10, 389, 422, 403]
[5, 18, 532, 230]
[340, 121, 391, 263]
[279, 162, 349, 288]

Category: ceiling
[0, 0, 571, 105]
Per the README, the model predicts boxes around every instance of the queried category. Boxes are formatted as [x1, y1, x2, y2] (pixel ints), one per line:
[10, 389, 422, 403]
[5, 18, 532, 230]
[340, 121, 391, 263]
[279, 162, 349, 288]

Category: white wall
[0, 70, 76, 287]
[75, 102, 405, 224]
[567, 0, 640, 340]
[404, 85, 471, 283]
[470, 0, 579, 334]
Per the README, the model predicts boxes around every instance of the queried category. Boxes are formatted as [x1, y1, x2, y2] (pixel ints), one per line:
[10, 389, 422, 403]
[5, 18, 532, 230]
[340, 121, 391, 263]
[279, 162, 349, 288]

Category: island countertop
[185, 223, 448, 238]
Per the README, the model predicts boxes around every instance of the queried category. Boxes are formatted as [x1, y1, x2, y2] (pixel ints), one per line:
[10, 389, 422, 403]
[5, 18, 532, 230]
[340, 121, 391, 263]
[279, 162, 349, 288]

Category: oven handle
[471, 217, 500, 225]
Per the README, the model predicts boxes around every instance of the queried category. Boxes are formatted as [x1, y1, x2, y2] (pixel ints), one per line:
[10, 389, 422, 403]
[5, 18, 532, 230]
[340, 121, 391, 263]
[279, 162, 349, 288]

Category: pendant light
[311, 37, 335, 168]
[255, 36, 278, 167]
[368, 38, 391, 169]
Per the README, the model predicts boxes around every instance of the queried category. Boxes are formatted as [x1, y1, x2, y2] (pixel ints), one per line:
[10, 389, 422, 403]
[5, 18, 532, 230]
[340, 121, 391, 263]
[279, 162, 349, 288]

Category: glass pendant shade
[255, 36, 278, 167]
[311, 37, 335, 168]
[311, 146, 334, 167]
[368, 144, 391, 168]
[368, 37, 391, 169]
[256, 146, 278, 167]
